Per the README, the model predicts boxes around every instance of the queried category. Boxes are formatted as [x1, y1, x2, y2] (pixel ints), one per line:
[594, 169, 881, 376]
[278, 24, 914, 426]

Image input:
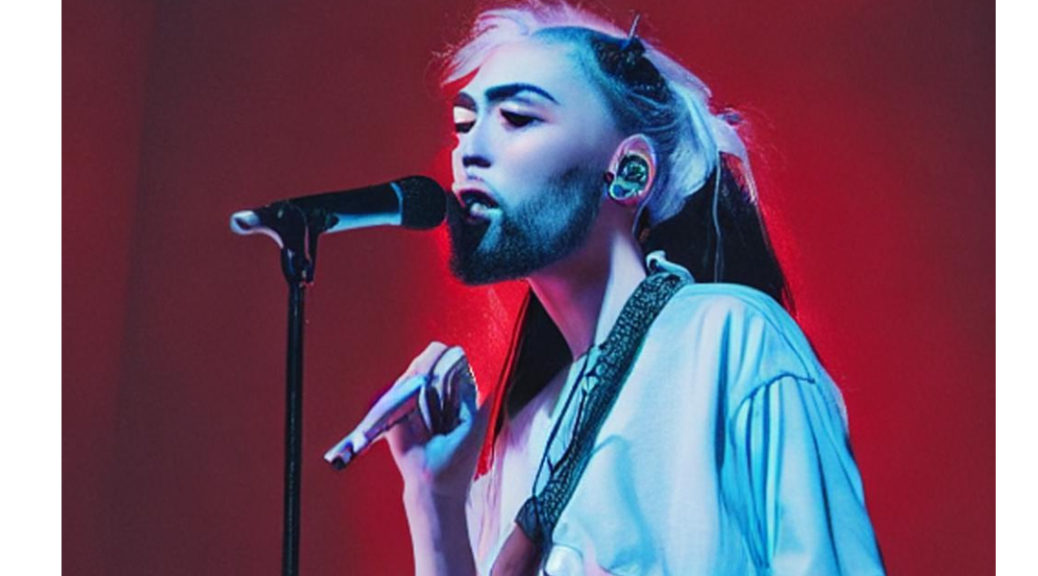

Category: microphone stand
[231, 179, 442, 575]
[239, 201, 335, 576]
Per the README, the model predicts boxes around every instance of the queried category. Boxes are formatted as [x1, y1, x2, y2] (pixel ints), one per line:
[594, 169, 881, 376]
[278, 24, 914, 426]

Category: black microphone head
[396, 176, 446, 230]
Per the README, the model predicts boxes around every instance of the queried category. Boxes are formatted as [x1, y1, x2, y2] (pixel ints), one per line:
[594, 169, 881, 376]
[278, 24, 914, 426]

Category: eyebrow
[453, 83, 559, 110]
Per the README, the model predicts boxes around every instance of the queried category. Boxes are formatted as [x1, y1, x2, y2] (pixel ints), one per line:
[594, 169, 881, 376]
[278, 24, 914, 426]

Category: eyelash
[453, 110, 539, 134]
[501, 110, 537, 128]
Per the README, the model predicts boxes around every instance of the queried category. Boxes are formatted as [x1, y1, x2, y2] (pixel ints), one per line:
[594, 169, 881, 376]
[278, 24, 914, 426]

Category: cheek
[503, 133, 602, 180]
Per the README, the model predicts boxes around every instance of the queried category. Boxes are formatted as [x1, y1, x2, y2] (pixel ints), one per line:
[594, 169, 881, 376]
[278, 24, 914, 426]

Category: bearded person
[369, 3, 886, 574]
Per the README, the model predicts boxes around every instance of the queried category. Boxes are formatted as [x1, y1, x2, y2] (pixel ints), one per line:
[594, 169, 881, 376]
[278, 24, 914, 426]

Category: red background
[63, 0, 993, 573]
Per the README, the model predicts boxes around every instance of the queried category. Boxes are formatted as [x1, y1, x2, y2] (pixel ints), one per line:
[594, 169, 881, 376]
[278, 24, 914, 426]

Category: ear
[606, 134, 657, 207]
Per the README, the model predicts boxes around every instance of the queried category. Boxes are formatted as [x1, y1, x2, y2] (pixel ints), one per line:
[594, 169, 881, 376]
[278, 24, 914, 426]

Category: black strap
[514, 269, 688, 547]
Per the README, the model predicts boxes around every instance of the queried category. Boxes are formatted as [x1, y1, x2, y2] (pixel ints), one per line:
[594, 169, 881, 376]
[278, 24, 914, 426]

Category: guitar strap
[493, 264, 689, 574]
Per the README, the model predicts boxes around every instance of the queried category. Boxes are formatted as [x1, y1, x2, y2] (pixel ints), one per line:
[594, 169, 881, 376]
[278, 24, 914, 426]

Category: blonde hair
[443, 1, 755, 230]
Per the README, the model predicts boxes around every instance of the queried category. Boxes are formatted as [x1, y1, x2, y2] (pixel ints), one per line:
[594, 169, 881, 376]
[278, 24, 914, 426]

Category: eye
[501, 110, 538, 128]
[453, 106, 476, 134]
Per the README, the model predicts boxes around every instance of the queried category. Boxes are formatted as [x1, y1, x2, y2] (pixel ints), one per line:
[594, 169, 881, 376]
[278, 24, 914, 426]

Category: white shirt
[466, 270, 885, 575]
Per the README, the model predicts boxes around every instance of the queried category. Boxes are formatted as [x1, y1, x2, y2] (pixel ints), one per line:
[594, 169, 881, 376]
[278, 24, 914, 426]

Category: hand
[385, 342, 492, 502]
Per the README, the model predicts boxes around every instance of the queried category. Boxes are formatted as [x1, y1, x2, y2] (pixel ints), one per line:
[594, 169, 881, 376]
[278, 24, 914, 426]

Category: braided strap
[516, 270, 688, 546]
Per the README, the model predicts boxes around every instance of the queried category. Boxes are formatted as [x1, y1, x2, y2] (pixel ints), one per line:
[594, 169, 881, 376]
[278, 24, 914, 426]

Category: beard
[446, 165, 603, 285]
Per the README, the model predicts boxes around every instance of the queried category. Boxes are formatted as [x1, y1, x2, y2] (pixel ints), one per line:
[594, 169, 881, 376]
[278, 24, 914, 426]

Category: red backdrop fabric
[63, 0, 993, 573]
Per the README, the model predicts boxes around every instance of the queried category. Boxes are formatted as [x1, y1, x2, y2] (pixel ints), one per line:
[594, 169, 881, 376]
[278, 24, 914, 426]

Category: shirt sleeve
[728, 376, 885, 576]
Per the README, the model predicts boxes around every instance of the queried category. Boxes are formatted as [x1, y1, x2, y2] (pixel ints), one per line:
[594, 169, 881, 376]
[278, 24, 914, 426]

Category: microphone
[230, 175, 446, 245]
[323, 373, 429, 470]
[324, 347, 471, 470]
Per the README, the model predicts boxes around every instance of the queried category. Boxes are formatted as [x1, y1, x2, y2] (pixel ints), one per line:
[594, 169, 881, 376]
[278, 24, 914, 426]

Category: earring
[607, 155, 649, 201]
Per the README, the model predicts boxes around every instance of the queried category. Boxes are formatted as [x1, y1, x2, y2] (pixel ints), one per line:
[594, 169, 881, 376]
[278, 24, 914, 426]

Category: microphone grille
[396, 176, 446, 230]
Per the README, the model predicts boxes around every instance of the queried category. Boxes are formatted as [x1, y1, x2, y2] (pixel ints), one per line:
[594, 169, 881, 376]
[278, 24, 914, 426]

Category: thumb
[454, 383, 495, 459]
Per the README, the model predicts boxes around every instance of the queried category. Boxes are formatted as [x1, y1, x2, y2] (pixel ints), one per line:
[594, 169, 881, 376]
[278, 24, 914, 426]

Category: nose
[454, 114, 493, 170]
[451, 131, 490, 197]
[462, 154, 490, 169]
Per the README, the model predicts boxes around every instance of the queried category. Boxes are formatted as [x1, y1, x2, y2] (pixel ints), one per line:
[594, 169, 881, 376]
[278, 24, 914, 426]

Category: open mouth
[459, 190, 500, 222]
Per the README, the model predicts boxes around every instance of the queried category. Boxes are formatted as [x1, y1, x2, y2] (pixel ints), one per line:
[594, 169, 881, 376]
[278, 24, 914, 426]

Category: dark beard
[446, 166, 602, 285]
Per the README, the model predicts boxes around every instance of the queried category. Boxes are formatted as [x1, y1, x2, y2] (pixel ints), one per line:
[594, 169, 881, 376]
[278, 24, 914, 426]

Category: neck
[528, 224, 646, 359]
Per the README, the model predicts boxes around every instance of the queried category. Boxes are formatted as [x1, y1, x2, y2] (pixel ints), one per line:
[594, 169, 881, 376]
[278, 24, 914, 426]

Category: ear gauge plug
[618, 154, 649, 185]
[607, 155, 650, 201]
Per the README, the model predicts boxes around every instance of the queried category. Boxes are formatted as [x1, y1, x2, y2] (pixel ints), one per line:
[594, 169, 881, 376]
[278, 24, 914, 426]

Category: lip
[451, 179, 494, 199]
[451, 180, 500, 222]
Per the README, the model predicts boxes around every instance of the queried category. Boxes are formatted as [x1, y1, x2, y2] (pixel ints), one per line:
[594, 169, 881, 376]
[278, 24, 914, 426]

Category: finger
[420, 380, 445, 433]
[402, 341, 449, 380]
[446, 370, 461, 431]
[455, 351, 476, 422]
[384, 343, 452, 461]
[427, 346, 466, 428]
[443, 357, 464, 430]
[448, 385, 494, 461]
[386, 342, 448, 418]
[449, 358, 477, 420]
[417, 380, 432, 432]
[431, 346, 466, 381]
[386, 407, 429, 456]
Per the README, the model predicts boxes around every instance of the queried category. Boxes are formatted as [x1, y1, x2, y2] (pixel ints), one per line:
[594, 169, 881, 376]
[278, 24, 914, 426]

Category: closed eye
[501, 110, 538, 128]
[453, 106, 476, 134]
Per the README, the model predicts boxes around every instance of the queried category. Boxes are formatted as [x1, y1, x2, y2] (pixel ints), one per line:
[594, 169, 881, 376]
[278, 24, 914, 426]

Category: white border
[1, 1, 62, 573]
[996, 0, 1034, 572]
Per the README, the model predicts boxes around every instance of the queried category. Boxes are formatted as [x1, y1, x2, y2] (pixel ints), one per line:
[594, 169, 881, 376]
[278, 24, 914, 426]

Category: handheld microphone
[324, 347, 471, 470]
[323, 373, 429, 470]
[230, 175, 446, 246]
